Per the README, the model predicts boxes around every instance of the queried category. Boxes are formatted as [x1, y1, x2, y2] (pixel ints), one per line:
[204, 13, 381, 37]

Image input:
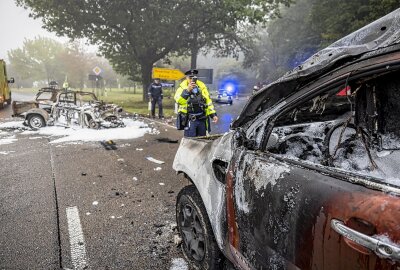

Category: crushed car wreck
[173, 9, 400, 270]
[12, 88, 124, 129]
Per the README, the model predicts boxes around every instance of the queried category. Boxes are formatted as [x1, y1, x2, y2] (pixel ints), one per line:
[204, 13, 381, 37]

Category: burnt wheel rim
[179, 202, 205, 261]
[30, 116, 43, 128]
[89, 120, 99, 129]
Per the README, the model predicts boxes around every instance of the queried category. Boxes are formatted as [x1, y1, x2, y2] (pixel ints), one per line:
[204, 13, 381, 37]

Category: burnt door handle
[331, 219, 400, 261]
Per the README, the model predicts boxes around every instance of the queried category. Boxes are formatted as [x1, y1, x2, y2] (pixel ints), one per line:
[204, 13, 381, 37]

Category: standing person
[174, 69, 218, 137]
[148, 78, 164, 118]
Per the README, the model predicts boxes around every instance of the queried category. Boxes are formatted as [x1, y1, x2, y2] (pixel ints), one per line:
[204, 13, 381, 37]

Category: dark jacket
[148, 83, 163, 99]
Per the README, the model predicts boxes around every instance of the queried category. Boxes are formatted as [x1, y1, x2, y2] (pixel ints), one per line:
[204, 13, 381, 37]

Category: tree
[244, 0, 400, 83]
[7, 36, 120, 89]
[244, 0, 319, 82]
[310, 0, 400, 47]
[17, 0, 293, 101]
[7, 37, 65, 83]
[167, 0, 294, 69]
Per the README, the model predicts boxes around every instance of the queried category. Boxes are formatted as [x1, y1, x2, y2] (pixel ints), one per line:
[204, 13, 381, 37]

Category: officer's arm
[174, 86, 190, 105]
[147, 84, 152, 97]
[201, 84, 217, 117]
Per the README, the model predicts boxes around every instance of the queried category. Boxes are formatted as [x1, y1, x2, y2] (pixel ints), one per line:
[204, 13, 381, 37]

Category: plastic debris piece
[156, 138, 179, 144]
[146, 157, 165, 164]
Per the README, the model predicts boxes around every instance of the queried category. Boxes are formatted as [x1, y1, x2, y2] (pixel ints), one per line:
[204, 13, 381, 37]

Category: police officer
[148, 78, 164, 118]
[175, 69, 218, 137]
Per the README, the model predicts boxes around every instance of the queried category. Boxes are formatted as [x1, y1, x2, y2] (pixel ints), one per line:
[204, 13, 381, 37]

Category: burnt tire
[176, 185, 223, 270]
[27, 114, 46, 129]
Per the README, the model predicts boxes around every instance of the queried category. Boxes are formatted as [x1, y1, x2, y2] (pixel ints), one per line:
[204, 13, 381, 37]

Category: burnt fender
[173, 132, 234, 251]
[25, 108, 50, 122]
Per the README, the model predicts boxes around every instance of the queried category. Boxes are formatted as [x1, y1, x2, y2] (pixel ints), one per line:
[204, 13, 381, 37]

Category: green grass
[101, 89, 175, 116]
[13, 87, 176, 117]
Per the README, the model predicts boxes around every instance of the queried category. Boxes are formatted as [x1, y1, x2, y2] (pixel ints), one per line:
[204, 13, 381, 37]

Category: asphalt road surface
[0, 91, 248, 269]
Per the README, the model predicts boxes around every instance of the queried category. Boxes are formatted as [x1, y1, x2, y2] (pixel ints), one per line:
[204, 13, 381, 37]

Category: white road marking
[170, 258, 188, 270]
[66, 206, 88, 270]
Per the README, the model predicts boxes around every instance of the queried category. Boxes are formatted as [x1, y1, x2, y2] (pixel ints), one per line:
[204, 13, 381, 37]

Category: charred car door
[227, 74, 400, 269]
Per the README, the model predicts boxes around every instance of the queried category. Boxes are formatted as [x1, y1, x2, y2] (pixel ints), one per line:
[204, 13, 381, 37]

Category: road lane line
[66, 206, 88, 270]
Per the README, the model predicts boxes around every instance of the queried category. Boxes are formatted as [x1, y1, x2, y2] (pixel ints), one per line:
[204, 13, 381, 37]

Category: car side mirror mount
[8, 77, 15, 84]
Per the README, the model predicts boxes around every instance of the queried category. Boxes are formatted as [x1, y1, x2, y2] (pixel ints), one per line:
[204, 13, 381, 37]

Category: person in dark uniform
[174, 69, 218, 137]
[148, 78, 164, 118]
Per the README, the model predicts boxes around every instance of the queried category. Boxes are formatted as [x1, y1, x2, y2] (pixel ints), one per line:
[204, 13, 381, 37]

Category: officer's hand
[188, 82, 196, 91]
[212, 116, 218, 123]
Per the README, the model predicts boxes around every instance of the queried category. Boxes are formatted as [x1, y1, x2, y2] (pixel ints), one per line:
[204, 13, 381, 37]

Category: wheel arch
[177, 169, 228, 254]
[25, 108, 49, 122]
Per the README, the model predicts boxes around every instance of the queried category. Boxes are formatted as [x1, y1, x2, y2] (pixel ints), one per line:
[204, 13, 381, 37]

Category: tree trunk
[190, 46, 198, 69]
[140, 62, 152, 102]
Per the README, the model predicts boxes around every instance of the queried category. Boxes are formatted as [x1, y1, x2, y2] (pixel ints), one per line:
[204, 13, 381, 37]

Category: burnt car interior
[266, 69, 400, 183]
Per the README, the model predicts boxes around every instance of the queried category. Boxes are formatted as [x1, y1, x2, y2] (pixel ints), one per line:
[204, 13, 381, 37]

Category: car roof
[232, 8, 400, 129]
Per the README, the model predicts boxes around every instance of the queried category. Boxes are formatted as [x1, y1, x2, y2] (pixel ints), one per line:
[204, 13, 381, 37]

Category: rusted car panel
[174, 9, 400, 270]
[228, 150, 400, 269]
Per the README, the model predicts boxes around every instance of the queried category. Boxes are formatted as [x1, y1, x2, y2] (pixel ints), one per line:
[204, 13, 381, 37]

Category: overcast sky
[0, 0, 67, 59]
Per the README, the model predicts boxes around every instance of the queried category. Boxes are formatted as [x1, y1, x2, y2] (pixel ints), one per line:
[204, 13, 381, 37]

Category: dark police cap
[184, 69, 199, 76]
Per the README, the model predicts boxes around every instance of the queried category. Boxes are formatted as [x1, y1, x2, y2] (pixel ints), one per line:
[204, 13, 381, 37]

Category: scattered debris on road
[156, 138, 179, 144]
[169, 258, 188, 270]
[146, 156, 165, 164]
[100, 140, 118, 150]
[0, 151, 15, 155]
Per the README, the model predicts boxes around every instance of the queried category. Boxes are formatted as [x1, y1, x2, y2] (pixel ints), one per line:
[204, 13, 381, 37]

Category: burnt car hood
[232, 8, 400, 129]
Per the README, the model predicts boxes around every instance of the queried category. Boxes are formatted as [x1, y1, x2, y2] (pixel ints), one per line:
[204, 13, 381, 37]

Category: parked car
[12, 88, 124, 129]
[173, 9, 400, 270]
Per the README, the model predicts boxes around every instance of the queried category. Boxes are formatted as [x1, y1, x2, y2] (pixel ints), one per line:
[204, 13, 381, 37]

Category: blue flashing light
[220, 79, 238, 96]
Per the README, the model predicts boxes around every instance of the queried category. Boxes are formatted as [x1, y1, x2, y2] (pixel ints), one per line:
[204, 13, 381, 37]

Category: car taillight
[337, 86, 351, 96]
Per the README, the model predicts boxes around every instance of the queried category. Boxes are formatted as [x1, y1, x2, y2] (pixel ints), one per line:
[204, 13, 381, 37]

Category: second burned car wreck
[12, 88, 124, 129]
[173, 9, 400, 270]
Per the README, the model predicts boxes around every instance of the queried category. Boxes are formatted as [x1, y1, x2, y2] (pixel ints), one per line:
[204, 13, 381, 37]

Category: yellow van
[0, 59, 14, 109]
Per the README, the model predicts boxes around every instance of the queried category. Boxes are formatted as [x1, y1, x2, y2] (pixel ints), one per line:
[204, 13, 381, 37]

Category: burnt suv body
[173, 9, 400, 270]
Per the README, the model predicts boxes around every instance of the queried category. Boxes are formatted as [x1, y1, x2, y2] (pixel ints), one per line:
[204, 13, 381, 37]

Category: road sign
[152, 67, 185, 81]
[197, 69, 213, 84]
[93, 66, 102, 76]
[88, 74, 102, 81]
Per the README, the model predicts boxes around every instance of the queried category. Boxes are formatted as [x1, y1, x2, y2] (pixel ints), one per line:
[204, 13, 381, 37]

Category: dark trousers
[184, 119, 207, 137]
[151, 97, 163, 118]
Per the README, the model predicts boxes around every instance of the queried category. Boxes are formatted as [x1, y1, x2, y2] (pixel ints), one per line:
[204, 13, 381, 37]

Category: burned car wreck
[173, 9, 400, 270]
[12, 88, 124, 129]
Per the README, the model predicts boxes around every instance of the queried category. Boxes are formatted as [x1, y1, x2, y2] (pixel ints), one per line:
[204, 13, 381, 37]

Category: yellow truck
[0, 59, 14, 109]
